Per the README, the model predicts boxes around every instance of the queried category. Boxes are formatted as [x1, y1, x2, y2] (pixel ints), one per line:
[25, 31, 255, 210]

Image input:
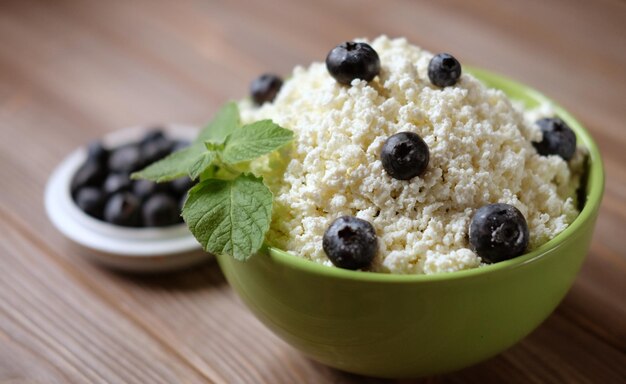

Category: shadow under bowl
[216, 68, 605, 378]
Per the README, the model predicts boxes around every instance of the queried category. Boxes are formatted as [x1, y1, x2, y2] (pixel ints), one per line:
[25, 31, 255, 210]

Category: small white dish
[45, 124, 209, 272]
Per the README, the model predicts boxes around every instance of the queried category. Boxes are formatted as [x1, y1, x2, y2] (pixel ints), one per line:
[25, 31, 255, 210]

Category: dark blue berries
[326, 42, 380, 85]
[75, 187, 106, 219]
[170, 176, 194, 196]
[251, 74, 283, 105]
[132, 179, 159, 201]
[103, 173, 132, 196]
[71, 160, 106, 195]
[469, 203, 529, 263]
[428, 53, 462, 87]
[533, 118, 577, 161]
[141, 130, 174, 165]
[381, 132, 430, 180]
[142, 193, 181, 227]
[71, 130, 195, 227]
[107, 144, 143, 173]
[86, 141, 108, 164]
[323, 216, 378, 270]
[104, 192, 141, 227]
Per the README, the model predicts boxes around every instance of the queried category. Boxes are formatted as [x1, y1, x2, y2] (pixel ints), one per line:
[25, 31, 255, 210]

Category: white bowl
[44, 124, 209, 272]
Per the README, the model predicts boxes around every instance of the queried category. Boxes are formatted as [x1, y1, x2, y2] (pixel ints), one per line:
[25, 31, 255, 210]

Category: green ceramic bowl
[217, 68, 605, 378]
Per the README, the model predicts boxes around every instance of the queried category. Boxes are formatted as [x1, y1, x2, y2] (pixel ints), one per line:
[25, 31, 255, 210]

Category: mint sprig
[130, 144, 207, 182]
[188, 151, 216, 180]
[222, 120, 294, 164]
[131, 102, 240, 182]
[131, 103, 293, 260]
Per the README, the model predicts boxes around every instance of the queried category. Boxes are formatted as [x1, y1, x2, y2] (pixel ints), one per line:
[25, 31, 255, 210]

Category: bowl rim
[263, 67, 605, 283]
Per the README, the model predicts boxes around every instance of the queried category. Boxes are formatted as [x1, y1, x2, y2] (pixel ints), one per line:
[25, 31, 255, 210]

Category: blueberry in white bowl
[45, 124, 207, 272]
[70, 129, 191, 228]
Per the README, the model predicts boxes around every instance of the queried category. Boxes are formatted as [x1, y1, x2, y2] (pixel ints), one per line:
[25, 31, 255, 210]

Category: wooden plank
[0, 211, 211, 384]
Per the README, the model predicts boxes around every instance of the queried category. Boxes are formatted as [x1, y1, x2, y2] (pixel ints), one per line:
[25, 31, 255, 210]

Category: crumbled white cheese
[240, 36, 583, 274]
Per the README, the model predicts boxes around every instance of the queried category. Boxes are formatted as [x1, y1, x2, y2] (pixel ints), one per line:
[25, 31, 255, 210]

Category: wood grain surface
[0, 0, 625, 383]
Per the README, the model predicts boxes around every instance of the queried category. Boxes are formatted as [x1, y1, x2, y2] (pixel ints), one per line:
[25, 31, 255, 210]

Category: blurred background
[0, 0, 624, 383]
[1, 0, 623, 134]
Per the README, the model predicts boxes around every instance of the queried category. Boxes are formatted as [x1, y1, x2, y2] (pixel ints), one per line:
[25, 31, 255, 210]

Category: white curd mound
[240, 36, 584, 274]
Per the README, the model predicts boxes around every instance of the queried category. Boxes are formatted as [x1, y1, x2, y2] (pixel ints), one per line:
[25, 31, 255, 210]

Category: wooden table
[1, 0, 624, 382]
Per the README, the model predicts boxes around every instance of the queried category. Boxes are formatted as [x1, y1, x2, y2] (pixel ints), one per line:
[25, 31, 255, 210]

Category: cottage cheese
[240, 36, 584, 274]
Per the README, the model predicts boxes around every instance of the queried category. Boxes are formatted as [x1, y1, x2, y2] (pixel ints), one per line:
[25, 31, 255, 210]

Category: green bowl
[216, 68, 605, 378]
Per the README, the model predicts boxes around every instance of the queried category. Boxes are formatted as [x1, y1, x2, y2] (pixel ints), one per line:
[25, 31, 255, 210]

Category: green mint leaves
[196, 102, 240, 143]
[131, 102, 240, 182]
[182, 174, 272, 261]
[188, 151, 216, 180]
[222, 120, 294, 164]
[131, 102, 293, 261]
[130, 144, 206, 182]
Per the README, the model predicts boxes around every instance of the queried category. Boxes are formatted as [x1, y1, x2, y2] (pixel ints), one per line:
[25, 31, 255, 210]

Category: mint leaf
[196, 102, 240, 143]
[204, 140, 224, 152]
[221, 120, 293, 164]
[133, 103, 240, 182]
[188, 151, 216, 180]
[132, 101, 293, 262]
[198, 165, 219, 181]
[182, 173, 272, 260]
[131, 144, 205, 182]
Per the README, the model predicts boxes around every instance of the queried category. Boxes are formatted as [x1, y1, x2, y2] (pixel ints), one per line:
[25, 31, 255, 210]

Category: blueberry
[132, 179, 159, 200]
[142, 137, 174, 165]
[74, 187, 106, 219]
[71, 160, 106, 194]
[140, 129, 166, 145]
[104, 192, 141, 227]
[251, 74, 283, 105]
[326, 42, 380, 85]
[142, 193, 180, 227]
[322, 216, 378, 270]
[532, 118, 576, 160]
[428, 53, 462, 87]
[469, 203, 529, 263]
[108, 144, 144, 173]
[170, 176, 195, 197]
[381, 132, 429, 180]
[179, 194, 187, 215]
[86, 141, 108, 164]
[103, 173, 132, 196]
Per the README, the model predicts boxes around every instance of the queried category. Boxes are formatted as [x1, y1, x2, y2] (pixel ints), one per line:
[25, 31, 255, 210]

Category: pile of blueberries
[250, 41, 578, 271]
[71, 130, 195, 227]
